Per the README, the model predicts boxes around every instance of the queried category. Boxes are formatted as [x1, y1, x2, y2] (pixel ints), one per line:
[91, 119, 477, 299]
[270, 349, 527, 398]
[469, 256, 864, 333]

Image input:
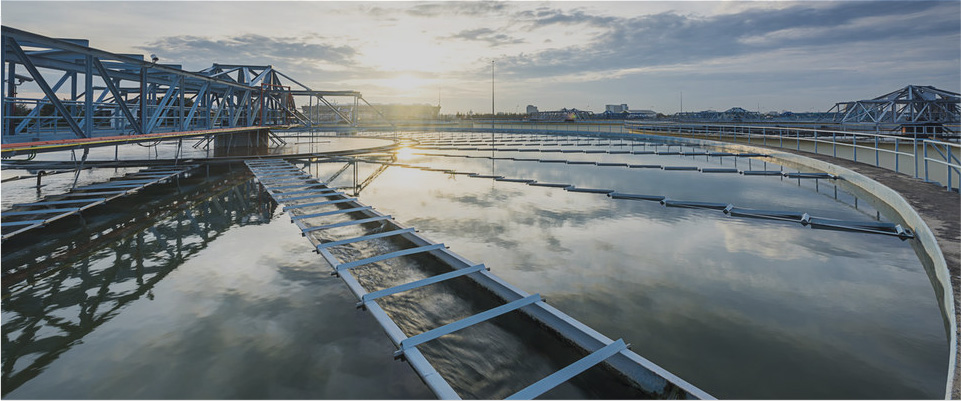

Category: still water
[1, 131, 949, 399]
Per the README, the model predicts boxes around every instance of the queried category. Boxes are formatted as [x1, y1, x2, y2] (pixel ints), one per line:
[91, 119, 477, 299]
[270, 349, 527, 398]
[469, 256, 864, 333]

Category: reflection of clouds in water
[716, 220, 825, 262]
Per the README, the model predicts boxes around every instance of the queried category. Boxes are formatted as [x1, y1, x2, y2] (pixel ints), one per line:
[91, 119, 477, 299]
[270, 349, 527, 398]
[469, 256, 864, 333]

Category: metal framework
[829, 85, 961, 126]
[1, 26, 371, 146]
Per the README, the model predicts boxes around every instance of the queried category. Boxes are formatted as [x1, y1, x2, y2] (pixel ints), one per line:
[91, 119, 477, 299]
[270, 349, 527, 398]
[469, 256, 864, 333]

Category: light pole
[491, 59, 495, 138]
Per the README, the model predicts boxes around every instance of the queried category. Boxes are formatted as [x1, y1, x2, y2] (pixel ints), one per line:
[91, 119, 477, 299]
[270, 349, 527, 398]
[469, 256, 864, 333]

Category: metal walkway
[1, 164, 196, 240]
[244, 159, 713, 400]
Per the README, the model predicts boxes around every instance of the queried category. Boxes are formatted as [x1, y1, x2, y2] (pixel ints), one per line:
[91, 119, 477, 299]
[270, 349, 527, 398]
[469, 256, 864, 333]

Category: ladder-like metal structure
[1, 164, 196, 240]
[245, 158, 713, 400]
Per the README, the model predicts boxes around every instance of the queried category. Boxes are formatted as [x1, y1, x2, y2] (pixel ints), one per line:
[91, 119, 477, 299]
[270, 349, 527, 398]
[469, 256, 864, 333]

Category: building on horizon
[605, 104, 629, 113]
[529, 107, 594, 121]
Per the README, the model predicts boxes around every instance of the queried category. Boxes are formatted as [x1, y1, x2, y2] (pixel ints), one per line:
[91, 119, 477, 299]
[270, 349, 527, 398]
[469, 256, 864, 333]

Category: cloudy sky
[2, 1, 959, 114]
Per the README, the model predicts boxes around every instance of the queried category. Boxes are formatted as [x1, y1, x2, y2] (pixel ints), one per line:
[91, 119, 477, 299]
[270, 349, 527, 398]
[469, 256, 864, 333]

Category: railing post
[853, 135, 858, 162]
[814, 130, 818, 154]
[948, 147, 953, 191]
[875, 136, 880, 167]
[924, 142, 929, 182]
[913, 133, 919, 178]
[833, 132, 837, 158]
[895, 137, 900, 173]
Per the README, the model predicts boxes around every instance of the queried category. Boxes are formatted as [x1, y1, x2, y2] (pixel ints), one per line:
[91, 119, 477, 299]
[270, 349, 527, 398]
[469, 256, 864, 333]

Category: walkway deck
[0, 126, 284, 156]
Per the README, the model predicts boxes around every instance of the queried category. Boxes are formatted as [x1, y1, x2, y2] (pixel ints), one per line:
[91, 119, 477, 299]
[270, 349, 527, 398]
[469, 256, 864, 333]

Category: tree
[11, 104, 30, 116]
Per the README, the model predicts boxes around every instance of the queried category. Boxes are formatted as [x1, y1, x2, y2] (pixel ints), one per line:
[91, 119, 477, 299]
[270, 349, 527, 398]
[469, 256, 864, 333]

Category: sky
[2, 1, 959, 114]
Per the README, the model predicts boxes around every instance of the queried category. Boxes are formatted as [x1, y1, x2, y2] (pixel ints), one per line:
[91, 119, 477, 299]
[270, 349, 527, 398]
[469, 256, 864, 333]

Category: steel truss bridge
[827, 85, 960, 131]
[1, 26, 386, 153]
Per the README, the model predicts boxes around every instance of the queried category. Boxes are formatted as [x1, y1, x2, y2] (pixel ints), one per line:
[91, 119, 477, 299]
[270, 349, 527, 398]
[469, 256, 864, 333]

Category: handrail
[625, 122, 961, 192]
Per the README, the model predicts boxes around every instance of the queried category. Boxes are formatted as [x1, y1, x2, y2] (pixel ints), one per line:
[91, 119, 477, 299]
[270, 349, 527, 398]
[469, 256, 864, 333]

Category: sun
[383, 74, 431, 92]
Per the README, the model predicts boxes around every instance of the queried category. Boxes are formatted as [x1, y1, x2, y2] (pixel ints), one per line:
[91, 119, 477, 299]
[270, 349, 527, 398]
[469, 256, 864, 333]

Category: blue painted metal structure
[245, 159, 714, 400]
[1, 26, 368, 146]
[1, 164, 196, 240]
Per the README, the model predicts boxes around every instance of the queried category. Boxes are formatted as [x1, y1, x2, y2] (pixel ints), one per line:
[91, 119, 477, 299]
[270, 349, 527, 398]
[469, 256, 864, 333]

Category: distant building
[674, 107, 760, 122]
[598, 107, 657, 120]
[526, 105, 539, 114]
[605, 104, 629, 113]
[628, 109, 657, 119]
[530, 107, 594, 121]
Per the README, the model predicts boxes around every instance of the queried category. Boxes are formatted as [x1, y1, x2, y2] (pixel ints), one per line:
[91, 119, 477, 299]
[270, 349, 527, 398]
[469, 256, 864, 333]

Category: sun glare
[396, 146, 416, 160]
[383, 74, 431, 92]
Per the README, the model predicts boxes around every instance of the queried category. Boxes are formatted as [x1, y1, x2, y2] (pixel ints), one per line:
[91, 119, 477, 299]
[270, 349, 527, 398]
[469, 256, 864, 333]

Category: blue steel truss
[1, 26, 369, 144]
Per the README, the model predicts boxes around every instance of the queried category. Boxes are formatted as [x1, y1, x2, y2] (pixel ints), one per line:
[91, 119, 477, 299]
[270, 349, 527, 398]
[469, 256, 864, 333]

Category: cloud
[137, 34, 358, 71]
[405, 1, 512, 17]
[494, 1, 960, 82]
[512, 7, 616, 31]
[446, 28, 525, 47]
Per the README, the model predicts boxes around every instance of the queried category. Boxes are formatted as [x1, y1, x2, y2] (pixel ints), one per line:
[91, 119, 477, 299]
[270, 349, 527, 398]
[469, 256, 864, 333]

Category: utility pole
[491, 60, 495, 135]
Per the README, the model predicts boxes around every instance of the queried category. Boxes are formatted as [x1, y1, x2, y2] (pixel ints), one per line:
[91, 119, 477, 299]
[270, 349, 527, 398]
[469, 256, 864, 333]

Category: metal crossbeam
[279, 191, 342, 202]
[0, 220, 45, 227]
[337, 243, 445, 271]
[257, 171, 309, 178]
[301, 215, 392, 234]
[360, 264, 487, 303]
[394, 294, 541, 358]
[270, 183, 327, 191]
[291, 206, 372, 221]
[317, 228, 415, 250]
[12, 198, 106, 207]
[507, 339, 628, 400]
[62, 190, 129, 196]
[282, 198, 355, 211]
[262, 177, 314, 185]
[76, 183, 149, 190]
[275, 188, 338, 198]
[256, 170, 309, 178]
[4, 207, 80, 216]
